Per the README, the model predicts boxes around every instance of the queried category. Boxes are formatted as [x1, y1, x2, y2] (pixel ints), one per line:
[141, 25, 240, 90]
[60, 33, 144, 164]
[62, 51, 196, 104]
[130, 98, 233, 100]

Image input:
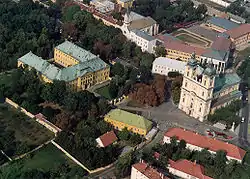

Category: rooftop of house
[55, 40, 98, 63]
[225, 23, 250, 39]
[156, 33, 182, 43]
[18, 42, 108, 82]
[133, 162, 170, 179]
[153, 57, 186, 70]
[165, 128, 246, 161]
[168, 159, 213, 179]
[207, 17, 239, 30]
[211, 36, 232, 51]
[105, 109, 152, 131]
[128, 16, 157, 31]
[214, 73, 241, 93]
[96, 130, 118, 147]
[202, 49, 228, 61]
[131, 29, 155, 41]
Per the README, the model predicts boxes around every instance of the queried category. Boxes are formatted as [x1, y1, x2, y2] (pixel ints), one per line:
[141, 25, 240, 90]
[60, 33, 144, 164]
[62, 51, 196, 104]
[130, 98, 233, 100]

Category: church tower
[121, 8, 131, 38]
[178, 53, 216, 121]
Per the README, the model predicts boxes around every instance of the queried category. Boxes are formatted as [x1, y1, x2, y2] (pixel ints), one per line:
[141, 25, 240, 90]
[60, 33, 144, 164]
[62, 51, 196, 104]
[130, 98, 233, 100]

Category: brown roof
[98, 130, 117, 147]
[129, 17, 157, 31]
[133, 162, 170, 179]
[211, 37, 233, 51]
[169, 159, 213, 179]
[165, 128, 246, 161]
[163, 40, 206, 55]
[225, 24, 250, 39]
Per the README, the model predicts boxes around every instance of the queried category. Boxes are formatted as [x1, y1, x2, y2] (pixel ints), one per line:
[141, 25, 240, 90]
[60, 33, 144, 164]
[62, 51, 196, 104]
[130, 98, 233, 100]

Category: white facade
[163, 135, 242, 163]
[168, 167, 199, 179]
[131, 167, 149, 179]
[208, 0, 236, 7]
[178, 59, 215, 122]
[95, 137, 105, 147]
[200, 56, 227, 74]
[152, 57, 186, 76]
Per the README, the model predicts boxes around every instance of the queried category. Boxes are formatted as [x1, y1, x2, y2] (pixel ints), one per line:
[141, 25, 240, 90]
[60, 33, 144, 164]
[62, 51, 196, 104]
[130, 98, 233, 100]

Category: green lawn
[95, 85, 112, 99]
[0, 104, 54, 158]
[1, 143, 88, 178]
[176, 34, 208, 46]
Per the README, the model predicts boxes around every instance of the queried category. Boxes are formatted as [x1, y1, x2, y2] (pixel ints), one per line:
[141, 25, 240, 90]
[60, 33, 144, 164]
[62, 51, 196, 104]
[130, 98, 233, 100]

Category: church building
[178, 53, 241, 121]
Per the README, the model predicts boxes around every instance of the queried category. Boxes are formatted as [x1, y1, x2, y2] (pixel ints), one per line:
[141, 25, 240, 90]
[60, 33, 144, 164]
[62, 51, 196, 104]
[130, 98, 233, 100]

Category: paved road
[238, 90, 250, 148]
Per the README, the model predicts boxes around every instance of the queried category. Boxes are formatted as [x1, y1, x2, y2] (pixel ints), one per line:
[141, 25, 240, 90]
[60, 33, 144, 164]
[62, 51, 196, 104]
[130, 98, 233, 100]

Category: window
[202, 91, 204, 96]
[185, 82, 187, 87]
[190, 103, 193, 108]
[187, 71, 189, 76]
[183, 98, 185, 102]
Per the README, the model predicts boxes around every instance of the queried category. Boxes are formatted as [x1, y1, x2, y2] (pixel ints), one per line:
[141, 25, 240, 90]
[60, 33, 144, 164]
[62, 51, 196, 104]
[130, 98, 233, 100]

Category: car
[241, 117, 245, 123]
[246, 97, 248, 101]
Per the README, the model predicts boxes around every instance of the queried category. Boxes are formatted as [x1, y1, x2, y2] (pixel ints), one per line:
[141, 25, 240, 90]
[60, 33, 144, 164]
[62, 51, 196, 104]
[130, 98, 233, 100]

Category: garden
[0, 143, 88, 178]
[0, 104, 54, 158]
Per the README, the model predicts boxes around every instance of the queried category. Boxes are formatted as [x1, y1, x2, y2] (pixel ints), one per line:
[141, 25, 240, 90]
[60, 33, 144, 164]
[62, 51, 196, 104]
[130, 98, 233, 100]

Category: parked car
[241, 117, 245, 123]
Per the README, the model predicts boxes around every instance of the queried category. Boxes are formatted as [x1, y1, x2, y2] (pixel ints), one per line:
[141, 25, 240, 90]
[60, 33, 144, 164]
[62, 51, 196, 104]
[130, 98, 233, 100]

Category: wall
[168, 167, 198, 179]
[54, 48, 78, 67]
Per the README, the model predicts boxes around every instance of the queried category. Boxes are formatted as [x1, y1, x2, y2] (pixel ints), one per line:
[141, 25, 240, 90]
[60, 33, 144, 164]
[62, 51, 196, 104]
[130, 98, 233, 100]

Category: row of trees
[208, 100, 241, 126]
[0, 0, 61, 72]
[226, 0, 250, 23]
[133, 0, 207, 31]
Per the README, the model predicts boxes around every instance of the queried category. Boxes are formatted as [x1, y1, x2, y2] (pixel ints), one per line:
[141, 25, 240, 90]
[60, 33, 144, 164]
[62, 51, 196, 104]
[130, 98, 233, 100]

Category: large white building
[207, 0, 237, 7]
[120, 9, 160, 53]
[178, 54, 241, 121]
[152, 57, 186, 76]
[164, 128, 246, 163]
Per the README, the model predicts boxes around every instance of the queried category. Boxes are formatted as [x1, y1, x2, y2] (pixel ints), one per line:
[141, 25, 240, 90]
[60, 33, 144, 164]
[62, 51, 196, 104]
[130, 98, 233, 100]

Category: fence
[5, 98, 61, 135]
[51, 140, 114, 174]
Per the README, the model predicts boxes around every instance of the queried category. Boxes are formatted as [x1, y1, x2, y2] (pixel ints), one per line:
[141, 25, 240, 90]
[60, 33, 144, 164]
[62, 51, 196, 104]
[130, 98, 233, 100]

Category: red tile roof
[133, 162, 170, 179]
[225, 24, 250, 39]
[164, 128, 246, 161]
[211, 36, 233, 51]
[98, 131, 118, 147]
[169, 159, 213, 179]
[156, 35, 205, 55]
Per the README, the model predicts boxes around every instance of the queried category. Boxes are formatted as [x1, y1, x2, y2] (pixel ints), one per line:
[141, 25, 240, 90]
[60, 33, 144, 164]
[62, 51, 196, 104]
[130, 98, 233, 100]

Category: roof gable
[98, 131, 117, 147]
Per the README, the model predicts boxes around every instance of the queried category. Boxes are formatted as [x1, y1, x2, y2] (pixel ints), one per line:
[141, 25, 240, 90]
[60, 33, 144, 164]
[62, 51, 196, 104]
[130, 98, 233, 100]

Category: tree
[97, 120, 112, 134]
[109, 80, 119, 98]
[118, 127, 130, 141]
[214, 150, 227, 178]
[97, 98, 110, 115]
[154, 46, 166, 57]
[111, 62, 125, 77]
[178, 139, 186, 150]
[63, 5, 81, 22]
[140, 53, 155, 68]
[115, 152, 134, 178]
[62, 22, 79, 41]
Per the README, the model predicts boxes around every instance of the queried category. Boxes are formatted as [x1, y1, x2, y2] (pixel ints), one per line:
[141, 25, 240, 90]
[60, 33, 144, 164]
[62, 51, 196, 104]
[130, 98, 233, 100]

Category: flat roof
[207, 17, 239, 30]
[153, 57, 186, 71]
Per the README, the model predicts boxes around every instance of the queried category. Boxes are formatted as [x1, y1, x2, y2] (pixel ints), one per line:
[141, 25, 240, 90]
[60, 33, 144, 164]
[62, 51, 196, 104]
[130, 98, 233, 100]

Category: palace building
[17, 41, 110, 91]
[178, 53, 241, 121]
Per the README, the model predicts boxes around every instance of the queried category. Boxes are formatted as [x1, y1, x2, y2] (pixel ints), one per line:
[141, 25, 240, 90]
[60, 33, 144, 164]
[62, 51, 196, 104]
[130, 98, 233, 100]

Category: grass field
[0, 104, 54, 158]
[95, 85, 112, 99]
[1, 143, 88, 178]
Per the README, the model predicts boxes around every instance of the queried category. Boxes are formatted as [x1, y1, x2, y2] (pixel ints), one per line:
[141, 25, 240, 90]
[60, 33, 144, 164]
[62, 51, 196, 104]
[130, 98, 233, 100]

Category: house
[17, 41, 110, 91]
[178, 54, 241, 121]
[225, 23, 250, 49]
[116, 0, 134, 8]
[168, 159, 213, 179]
[152, 57, 186, 76]
[131, 161, 170, 179]
[96, 131, 118, 147]
[90, 0, 115, 14]
[104, 109, 152, 136]
[206, 17, 239, 33]
[164, 128, 246, 162]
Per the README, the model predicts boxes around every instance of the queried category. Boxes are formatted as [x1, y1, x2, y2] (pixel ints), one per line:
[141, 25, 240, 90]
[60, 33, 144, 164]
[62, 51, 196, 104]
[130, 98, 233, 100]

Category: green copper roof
[18, 42, 109, 82]
[214, 73, 241, 93]
[55, 40, 97, 63]
[106, 109, 152, 131]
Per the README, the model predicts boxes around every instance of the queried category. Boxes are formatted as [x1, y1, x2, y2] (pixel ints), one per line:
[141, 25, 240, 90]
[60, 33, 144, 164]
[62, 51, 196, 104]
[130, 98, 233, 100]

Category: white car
[246, 97, 248, 101]
[241, 117, 245, 123]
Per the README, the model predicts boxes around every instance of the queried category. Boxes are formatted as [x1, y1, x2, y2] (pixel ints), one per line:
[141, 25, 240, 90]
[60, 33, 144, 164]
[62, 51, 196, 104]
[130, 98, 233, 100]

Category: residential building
[168, 159, 213, 179]
[225, 23, 250, 48]
[96, 131, 118, 147]
[131, 161, 169, 179]
[90, 0, 115, 14]
[18, 41, 110, 91]
[207, 0, 237, 7]
[220, 12, 246, 24]
[104, 109, 152, 136]
[130, 29, 159, 53]
[164, 128, 246, 162]
[206, 17, 239, 33]
[178, 54, 241, 121]
[116, 0, 134, 8]
[152, 57, 186, 76]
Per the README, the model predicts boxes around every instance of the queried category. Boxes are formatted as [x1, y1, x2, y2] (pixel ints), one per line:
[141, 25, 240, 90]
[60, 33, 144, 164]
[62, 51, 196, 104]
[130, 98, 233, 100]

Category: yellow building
[116, 0, 134, 8]
[17, 41, 110, 91]
[104, 109, 152, 136]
